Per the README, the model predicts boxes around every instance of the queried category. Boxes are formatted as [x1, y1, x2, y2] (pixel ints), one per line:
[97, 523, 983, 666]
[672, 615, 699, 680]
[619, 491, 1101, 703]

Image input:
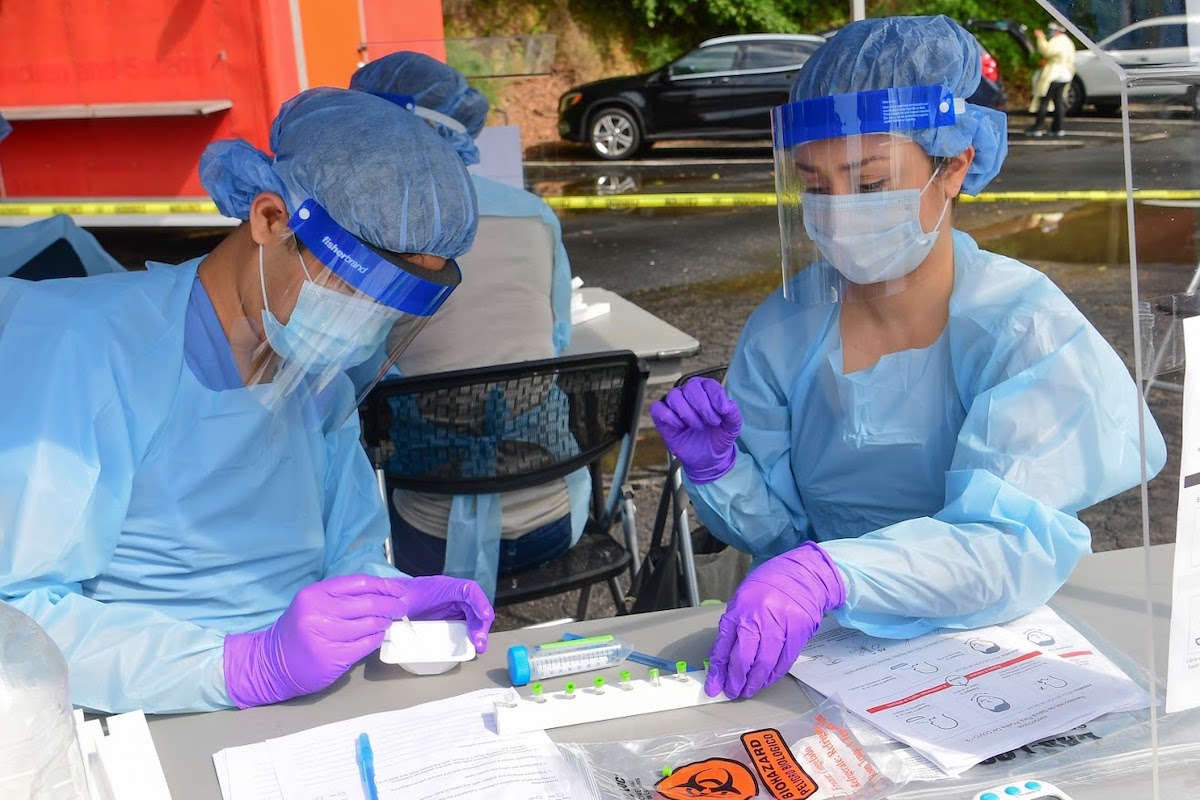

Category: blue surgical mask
[259, 244, 399, 371]
[802, 170, 949, 286]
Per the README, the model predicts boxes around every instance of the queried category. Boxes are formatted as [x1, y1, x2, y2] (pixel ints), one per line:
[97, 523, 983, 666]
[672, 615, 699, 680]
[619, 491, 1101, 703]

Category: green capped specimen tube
[507, 635, 635, 686]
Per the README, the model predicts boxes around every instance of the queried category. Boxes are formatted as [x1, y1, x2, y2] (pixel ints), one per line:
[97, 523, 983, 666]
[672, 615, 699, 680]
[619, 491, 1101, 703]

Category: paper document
[225, 689, 588, 800]
[788, 608, 1146, 774]
[1168, 314, 1200, 712]
[995, 606, 1149, 713]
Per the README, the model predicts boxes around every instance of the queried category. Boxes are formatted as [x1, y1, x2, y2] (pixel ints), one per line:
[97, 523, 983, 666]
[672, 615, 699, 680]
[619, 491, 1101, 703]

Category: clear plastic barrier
[1040, 0, 1200, 796]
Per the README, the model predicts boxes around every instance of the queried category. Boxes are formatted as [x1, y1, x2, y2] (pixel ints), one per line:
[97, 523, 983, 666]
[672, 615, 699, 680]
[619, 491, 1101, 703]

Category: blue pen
[562, 632, 703, 672]
[356, 732, 379, 800]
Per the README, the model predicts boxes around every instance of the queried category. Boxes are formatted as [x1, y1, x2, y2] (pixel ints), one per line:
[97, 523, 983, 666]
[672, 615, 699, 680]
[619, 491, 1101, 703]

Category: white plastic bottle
[0, 602, 91, 799]
[507, 635, 635, 686]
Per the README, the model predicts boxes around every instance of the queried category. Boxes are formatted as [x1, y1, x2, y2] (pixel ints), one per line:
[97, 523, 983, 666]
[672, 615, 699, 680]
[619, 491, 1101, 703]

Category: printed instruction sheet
[788, 608, 1146, 775]
[212, 688, 591, 800]
[1168, 315, 1200, 712]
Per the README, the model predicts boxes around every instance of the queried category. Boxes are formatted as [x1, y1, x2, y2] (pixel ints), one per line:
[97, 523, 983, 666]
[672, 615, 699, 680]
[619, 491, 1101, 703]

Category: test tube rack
[493, 671, 730, 735]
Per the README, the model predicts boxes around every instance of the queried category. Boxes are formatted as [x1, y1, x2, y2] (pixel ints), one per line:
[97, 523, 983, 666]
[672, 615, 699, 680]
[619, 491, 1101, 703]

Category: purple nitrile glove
[705, 542, 846, 700]
[224, 574, 494, 708]
[650, 376, 742, 484]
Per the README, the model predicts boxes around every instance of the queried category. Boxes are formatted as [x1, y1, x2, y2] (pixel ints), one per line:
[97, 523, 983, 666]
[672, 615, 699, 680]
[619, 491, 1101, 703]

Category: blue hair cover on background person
[791, 15, 1008, 195]
[350, 51, 489, 165]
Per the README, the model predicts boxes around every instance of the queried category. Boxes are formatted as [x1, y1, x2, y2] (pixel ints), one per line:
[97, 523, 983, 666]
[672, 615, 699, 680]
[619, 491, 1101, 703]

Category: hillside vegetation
[442, 0, 1056, 152]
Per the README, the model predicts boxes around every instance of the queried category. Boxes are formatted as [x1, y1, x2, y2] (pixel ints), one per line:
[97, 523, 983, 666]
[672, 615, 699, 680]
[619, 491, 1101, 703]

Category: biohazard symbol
[655, 757, 759, 799]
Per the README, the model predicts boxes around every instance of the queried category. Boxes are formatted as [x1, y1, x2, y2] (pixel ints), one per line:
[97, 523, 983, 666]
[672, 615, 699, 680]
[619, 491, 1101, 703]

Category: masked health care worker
[0, 88, 494, 714]
[651, 16, 1167, 701]
[346, 53, 589, 600]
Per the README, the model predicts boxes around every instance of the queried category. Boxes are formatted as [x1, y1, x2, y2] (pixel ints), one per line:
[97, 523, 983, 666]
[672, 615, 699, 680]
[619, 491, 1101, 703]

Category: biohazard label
[654, 757, 759, 799]
[739, 729, 819, 799]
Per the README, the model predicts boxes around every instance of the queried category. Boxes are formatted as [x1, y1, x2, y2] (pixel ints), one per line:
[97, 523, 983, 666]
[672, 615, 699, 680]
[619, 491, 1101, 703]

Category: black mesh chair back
[361, 350, 650, 617]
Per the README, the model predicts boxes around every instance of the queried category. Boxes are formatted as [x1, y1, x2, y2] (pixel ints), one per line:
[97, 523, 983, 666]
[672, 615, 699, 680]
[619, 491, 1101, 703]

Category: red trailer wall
[0, 0, 447, 201]
[0, 0, 297, 198]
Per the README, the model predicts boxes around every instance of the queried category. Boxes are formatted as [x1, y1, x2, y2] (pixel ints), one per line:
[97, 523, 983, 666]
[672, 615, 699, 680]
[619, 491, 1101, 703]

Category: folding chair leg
[575, 584, 593, 621]
[607, 577, 628, 616]
[375, 466, 395, 567]
[672, 467, 701, 607]
[620, 484, 640, 578]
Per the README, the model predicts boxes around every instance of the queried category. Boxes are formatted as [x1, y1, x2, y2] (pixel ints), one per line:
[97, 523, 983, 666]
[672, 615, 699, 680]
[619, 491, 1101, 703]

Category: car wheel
[1063, 80, 1084, 116]
[589, 107, 643, 160]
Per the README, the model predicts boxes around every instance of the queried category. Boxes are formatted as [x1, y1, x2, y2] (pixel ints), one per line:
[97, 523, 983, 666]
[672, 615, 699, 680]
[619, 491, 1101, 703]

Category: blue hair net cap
[350, 52, 490, 166]
[199, 87, 478, 259]
[791, 15, 1007, 195]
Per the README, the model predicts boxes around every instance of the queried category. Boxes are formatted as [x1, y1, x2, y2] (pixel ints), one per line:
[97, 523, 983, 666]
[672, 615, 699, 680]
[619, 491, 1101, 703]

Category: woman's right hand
[650, 376, 743, 484]
[223, 574, 493, 708]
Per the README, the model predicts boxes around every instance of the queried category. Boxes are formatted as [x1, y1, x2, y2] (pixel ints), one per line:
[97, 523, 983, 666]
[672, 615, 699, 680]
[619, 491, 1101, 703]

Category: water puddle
[971, 201, 1198, 269]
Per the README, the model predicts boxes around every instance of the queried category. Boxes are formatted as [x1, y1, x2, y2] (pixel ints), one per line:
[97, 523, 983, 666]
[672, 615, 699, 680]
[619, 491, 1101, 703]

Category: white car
[1067, 15, 1200, 115]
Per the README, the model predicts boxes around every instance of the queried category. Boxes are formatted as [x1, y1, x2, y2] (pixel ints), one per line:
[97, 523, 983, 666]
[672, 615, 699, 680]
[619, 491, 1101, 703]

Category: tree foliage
[447, 0, 1065, 105]
[622, 0, 1053, 99]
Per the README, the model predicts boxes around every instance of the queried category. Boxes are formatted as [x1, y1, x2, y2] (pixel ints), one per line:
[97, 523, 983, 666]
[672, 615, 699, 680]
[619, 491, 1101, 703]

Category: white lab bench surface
[141, 544, 1184, 799]
[565, 286, 701, 385]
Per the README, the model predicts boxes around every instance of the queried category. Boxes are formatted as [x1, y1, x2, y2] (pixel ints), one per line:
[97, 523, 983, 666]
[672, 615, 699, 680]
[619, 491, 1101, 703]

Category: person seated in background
[347, 53, 589, 600]
[0, 88, 493, 714]
[651, 16, 1166, 700]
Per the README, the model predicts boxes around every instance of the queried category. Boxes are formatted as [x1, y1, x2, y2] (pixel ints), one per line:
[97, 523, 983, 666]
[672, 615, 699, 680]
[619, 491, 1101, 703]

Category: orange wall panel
[362, 0, 446, 62]
[296, 0, 364, 89]
[0, 0, 447, 199]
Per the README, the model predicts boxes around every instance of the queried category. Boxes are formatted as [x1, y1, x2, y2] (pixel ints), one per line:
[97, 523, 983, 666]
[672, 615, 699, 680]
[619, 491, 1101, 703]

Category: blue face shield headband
[248, 198, 463, 413]
[771, 84, 965, 148]
[771, 84, 965, 306]
[287, 198, 461, 316]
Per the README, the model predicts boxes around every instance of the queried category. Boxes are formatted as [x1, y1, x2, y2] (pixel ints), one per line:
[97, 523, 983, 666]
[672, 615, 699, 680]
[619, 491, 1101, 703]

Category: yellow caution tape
[1, 189, 1198, 218]
[547, 192, 779, 209]
[960, 189, 1200, 203]
[546, 189, 1200, 208]
[0, 200, 222, 216]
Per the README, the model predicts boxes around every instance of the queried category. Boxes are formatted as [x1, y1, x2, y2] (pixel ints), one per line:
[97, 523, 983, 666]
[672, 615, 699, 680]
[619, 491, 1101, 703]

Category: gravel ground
[493, 199, 1194, 630]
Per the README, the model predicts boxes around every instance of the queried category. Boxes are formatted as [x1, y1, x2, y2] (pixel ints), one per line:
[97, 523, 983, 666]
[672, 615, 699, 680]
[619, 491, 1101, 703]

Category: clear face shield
[242, 198, 460, 413]
[771, 85, 962, 305]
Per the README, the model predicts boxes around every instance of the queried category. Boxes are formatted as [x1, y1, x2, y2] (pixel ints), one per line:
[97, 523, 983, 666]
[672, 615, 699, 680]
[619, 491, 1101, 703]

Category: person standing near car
[1027, 21, 1076, 137]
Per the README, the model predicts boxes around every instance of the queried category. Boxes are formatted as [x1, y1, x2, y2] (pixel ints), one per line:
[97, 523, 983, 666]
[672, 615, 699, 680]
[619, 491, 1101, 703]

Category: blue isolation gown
[687, 230, 1167, 638]
[0, 258, 399, 713]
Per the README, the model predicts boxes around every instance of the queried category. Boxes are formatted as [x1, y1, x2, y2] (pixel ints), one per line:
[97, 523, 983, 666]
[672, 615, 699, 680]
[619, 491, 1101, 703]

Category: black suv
[558, 34, 826, 160]
[558, 31, 1008, 160]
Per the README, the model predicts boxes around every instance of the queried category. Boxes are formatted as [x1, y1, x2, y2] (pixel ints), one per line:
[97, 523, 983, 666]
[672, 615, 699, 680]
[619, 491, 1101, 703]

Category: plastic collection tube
[507, 635, 634, 686]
